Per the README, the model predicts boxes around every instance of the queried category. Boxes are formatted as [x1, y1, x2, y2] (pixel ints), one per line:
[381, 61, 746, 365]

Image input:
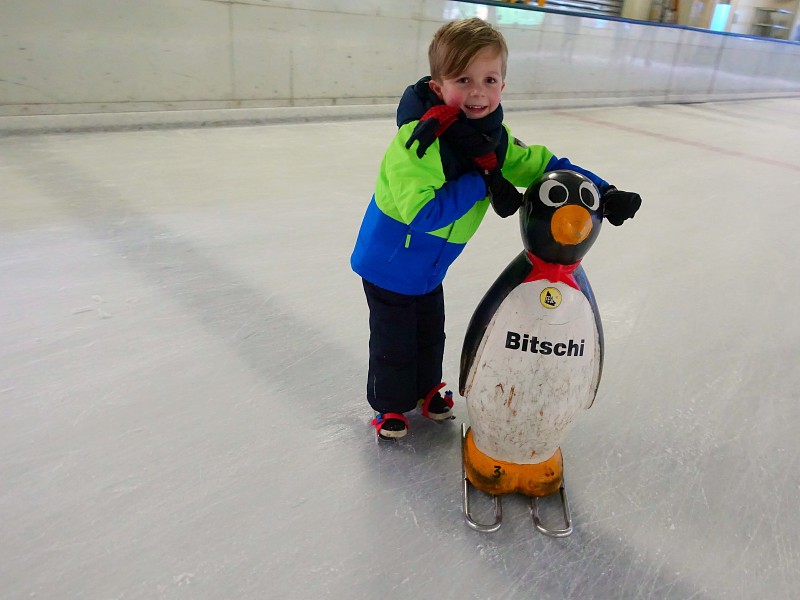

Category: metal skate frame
[461, 424, 573, 537]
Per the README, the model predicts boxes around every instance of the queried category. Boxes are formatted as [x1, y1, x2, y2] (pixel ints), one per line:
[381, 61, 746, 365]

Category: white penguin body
[464, 278, 601, 465]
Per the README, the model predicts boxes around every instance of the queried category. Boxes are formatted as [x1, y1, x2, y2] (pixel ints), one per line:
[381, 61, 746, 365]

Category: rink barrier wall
[1, 0, 799, 133]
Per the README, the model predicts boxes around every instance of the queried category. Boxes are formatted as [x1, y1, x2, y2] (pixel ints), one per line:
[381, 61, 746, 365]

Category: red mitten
[405, 105, 464, 158]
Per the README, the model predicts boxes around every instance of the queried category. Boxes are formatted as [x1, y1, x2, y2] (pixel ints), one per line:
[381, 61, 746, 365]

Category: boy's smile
[429, 47, 505, 119]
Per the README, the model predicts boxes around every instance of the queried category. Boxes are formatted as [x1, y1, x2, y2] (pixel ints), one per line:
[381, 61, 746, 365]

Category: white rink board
[1, 0, 798, 122]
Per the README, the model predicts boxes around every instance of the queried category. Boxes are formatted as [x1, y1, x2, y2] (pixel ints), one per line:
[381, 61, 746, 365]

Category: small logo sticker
[540, 287, 562, 309]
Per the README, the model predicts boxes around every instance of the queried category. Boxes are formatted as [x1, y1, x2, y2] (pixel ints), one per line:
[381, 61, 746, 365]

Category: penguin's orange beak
[550, 205, 593, 246]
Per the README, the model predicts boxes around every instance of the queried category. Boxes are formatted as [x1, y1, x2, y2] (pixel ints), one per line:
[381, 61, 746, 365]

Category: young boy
[351, 18, 641, 440]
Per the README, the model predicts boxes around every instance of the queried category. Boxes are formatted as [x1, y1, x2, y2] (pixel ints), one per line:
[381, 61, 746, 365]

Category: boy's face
[429, 47, 505, 119]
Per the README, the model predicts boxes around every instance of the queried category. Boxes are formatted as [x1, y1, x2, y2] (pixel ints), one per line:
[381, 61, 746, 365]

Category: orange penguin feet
[462, 427, 563, 497]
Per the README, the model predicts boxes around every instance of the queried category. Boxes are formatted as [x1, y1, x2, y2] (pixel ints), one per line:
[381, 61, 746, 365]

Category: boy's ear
[428, 79, 444, 101]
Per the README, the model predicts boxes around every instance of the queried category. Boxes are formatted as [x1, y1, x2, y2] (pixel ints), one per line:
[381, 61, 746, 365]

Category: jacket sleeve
[377, 123, 487, 232]
[544, 155, 610, 192]
[499, 124, 610, 192]
[499, 126, 554, 189]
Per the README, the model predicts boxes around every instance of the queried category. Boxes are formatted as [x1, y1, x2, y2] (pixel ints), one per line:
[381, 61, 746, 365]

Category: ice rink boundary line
[0, 101, 614, 135]
[554, 110, 800, 173]
[0, 104, 398, 136]
[3, 92, 799, 135]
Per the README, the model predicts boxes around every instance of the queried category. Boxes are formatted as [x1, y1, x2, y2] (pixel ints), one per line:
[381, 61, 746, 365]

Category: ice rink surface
[2, 98, 799, 599]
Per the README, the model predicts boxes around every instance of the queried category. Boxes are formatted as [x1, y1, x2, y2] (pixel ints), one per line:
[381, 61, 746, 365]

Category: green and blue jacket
[351, 96, 608, 296]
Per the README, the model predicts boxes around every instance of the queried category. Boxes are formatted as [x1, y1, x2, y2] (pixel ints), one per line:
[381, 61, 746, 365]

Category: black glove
[603, 188, 642, 226]
[405, 105, 464, 158]
[474, 153, 523, 218]
[483, 170, 524, 218]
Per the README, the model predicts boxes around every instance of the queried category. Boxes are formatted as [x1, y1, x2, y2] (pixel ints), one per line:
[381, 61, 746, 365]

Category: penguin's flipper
[573, 264, 605, 408]
[459, 251, 531, 395]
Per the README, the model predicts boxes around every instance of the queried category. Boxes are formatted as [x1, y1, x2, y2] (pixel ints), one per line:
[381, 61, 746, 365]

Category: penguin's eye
[579, 182, 600, 210]
[538, 180, 569, 207]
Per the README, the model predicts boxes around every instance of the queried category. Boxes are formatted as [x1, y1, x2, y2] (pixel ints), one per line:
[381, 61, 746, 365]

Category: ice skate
[370, 412, 409, 440]
[419, 382, 455, 421]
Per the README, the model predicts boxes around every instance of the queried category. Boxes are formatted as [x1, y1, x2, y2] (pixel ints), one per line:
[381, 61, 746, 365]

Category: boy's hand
[405, 105, 464, 158]
[603, 189, 642, 226]
[473, 154, 523, 218]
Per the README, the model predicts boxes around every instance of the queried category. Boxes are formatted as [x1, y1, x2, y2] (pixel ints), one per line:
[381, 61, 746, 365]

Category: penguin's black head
[520, 170, 603, 265]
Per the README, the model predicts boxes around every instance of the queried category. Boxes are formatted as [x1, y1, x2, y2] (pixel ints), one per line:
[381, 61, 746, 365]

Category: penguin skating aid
[459, 171, 606, 537]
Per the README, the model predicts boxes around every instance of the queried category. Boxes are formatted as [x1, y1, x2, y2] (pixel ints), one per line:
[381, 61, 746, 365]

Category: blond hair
[428, 18, 508, 81]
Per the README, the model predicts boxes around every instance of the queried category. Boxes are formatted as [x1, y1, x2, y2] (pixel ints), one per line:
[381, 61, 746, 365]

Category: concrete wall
[1, 0, 799, 130]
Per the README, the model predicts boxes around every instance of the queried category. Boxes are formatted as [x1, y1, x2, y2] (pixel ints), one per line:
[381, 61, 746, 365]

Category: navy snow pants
[362, 279, 445, 414]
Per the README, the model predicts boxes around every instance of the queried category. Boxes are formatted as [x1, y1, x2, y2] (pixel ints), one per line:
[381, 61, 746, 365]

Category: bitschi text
[505, 331, 585, 357]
